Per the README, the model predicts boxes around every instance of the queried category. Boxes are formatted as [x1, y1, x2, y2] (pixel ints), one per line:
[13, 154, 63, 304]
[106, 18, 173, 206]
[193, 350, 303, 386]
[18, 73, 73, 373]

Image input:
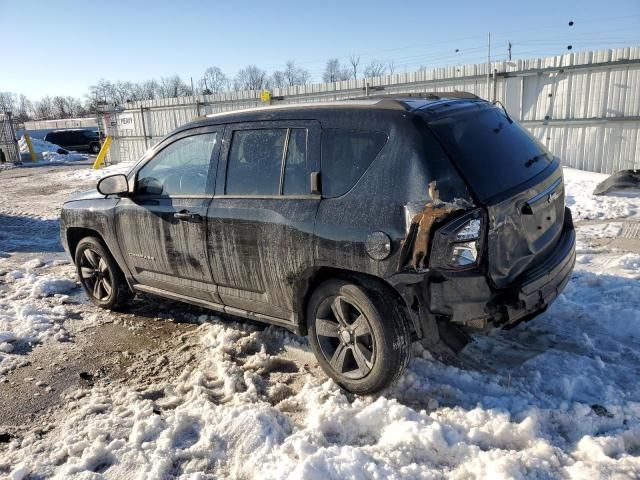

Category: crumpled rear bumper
[429, 207, 576, 328]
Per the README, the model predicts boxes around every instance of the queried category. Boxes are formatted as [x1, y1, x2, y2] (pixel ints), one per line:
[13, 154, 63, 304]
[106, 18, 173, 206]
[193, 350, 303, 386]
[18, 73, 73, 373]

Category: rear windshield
[426, 104, 553, 202]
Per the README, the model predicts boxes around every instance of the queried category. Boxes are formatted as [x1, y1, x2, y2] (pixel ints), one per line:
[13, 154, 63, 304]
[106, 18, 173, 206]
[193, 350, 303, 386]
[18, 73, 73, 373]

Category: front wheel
[75, 237, 132, 310]
[307, 279, 412, 394]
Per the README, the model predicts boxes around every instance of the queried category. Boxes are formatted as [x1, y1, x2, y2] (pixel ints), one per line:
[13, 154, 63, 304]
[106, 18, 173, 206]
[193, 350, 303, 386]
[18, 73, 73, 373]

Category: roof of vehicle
[47, 128, 97, 133]
[179, 92, 485, 132]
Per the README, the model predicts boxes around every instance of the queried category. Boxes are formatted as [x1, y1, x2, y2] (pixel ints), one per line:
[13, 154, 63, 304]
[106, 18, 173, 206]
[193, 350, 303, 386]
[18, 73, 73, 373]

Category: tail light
[429, 208, 486, 270]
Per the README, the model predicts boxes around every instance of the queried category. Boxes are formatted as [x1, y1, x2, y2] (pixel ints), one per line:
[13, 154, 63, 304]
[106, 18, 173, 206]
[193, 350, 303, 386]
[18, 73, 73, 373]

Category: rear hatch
[421, 101, 566, 288]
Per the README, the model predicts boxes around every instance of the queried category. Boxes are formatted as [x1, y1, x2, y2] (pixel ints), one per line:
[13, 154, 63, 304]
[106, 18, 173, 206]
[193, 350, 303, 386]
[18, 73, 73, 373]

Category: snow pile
[18, 136, 66, 155]
[0, 262, 77, 374]
[18, 135, 88, 162]
[71, 161, 136, 181]
[564, 168, 640, 220]
[2, 252, 640, 478]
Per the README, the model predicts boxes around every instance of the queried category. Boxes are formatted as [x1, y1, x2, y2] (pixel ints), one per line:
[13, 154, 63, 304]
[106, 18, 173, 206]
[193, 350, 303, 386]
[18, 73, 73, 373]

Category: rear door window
[283, 128, 308, 195]
[226, 129, 287, 195]
[426, 104, 554, 202]
[224, 127, 311, 196]
[321, 129, 388, 198]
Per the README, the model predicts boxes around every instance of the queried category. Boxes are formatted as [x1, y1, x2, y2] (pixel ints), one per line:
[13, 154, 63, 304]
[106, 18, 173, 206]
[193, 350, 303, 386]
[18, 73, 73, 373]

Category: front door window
[137, 133, 217, 196]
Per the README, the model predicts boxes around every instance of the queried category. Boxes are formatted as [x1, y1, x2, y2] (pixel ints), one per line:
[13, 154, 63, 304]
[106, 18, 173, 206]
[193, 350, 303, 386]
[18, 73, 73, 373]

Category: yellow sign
[260, 89, 271, 103]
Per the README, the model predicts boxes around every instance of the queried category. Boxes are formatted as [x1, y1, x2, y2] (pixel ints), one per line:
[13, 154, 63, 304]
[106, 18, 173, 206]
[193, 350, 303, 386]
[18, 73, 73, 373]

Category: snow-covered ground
[0, 166, 639, 479]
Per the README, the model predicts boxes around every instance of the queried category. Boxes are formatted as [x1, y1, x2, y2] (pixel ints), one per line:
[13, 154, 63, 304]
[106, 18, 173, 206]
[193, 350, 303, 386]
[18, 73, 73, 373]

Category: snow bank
[0, 262, 77, 375]
[2, 250, 639, 478]
[564, 168, 640, 221]
[18, 135, 88, 163]
[71, 161, 136, 181]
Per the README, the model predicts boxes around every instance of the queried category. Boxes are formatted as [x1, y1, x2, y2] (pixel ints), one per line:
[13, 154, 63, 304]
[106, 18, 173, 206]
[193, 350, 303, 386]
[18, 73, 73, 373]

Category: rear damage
[390, 101, 576, 345]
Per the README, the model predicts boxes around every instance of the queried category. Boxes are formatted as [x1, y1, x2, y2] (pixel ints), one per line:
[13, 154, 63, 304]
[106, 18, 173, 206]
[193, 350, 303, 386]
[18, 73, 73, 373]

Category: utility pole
[508, 41, 512, 61]
[487, 32, 491, 100]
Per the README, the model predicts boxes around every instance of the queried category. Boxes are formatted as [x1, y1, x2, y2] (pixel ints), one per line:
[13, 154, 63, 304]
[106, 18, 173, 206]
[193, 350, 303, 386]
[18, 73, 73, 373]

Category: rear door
[206, 120, 320, 322]
[114, 126, 223, 301]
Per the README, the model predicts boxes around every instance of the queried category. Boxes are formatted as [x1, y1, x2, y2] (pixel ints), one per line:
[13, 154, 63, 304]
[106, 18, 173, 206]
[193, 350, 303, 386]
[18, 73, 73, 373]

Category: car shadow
[0, 213, 62, 253]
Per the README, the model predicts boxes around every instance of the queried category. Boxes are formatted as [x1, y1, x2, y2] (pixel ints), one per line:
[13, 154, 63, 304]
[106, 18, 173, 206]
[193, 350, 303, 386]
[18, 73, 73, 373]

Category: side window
[137, 133, 217, 196]
[226, 129, 287, 195]
[283, 129, 308, 195]
[58, 132, 71, 145]
[321, 129, 387, 198]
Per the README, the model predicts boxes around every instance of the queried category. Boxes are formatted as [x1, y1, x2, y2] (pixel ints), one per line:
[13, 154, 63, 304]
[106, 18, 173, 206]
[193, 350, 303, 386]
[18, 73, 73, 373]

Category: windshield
[425, 104, 553, 202]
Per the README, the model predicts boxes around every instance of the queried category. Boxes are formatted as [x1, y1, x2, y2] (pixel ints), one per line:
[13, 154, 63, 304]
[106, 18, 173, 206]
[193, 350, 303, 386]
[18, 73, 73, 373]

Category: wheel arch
[293, 266, 418, 338]
[66, 227, 107, 261]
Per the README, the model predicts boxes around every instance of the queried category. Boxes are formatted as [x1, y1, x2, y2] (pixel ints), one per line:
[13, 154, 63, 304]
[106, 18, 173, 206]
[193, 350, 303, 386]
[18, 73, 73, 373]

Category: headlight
[454, 218, 481, 241]
[450, 241, 479, 266]
[429, 209, 486, 270]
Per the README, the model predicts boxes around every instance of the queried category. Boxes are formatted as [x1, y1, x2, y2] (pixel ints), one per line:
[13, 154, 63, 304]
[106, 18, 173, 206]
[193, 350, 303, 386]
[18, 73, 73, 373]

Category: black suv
[45, 129, 101, 154]
[60, 95, 575, 394]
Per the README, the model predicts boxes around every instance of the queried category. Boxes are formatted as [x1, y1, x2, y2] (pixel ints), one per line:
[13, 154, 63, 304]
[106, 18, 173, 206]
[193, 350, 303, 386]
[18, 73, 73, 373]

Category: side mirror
[97, 174, 129, 196]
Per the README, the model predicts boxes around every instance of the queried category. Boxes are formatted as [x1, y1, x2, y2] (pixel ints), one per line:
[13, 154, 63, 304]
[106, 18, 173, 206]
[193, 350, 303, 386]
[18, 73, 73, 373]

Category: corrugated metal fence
[104, 46, 640, 174]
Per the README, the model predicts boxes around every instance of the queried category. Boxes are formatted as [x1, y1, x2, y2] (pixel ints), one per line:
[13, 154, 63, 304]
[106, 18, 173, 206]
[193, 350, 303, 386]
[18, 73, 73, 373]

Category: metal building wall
[104, 46, 640, 174]
[24, 117, 98, 130]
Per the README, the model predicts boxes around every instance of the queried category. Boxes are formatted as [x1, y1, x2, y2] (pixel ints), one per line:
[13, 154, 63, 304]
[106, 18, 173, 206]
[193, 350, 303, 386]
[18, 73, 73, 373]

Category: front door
[207, 121, 321, 322]
[115, 127, 222, 302]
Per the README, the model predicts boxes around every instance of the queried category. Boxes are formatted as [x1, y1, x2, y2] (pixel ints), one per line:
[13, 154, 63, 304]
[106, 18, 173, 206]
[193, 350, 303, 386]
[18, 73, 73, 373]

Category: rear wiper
[524, 153, 549, 168]
[492, 100, 513, 124]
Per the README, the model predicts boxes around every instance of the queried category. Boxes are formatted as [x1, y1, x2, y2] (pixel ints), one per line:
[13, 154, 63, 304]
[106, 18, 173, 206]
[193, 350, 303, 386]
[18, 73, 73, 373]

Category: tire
[307, 279, 412, 394]
[75, 237, 132, 310]
[90, 143, 101, 154]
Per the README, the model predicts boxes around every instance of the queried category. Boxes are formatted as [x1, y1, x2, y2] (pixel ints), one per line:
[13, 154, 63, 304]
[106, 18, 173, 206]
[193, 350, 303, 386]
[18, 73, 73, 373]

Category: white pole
[487, 32, 491, 100]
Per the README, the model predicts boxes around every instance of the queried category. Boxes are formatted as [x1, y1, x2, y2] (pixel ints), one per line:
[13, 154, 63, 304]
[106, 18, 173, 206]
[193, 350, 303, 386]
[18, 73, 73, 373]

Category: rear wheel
[75, 237, 132, 310]
[307, 279, 412, 394]
[89, 142, 101, 154]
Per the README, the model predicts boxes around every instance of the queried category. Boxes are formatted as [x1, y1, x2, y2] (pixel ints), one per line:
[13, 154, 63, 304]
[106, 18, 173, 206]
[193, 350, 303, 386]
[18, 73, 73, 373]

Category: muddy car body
[60, 95, 576, 393]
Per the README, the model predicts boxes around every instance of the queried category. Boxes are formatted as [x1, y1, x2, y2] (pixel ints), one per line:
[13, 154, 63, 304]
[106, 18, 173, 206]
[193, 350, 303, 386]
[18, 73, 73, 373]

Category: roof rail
[348, 91, 480, 101]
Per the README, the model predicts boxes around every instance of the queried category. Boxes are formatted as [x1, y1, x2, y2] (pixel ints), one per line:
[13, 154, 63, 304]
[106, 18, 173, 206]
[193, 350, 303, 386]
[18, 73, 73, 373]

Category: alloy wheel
[79, 248, 113, 301]
[315, 295, 376, 379]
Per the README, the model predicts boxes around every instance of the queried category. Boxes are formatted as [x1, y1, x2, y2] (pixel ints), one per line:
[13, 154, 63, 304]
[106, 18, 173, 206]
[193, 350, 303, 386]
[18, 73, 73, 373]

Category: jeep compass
[60, 94, 576, 394]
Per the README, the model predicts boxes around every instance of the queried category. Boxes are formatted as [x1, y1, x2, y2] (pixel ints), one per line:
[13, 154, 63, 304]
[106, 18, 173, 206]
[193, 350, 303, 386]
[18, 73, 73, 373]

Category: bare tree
[387, 60, 396, 75]
[322, 59, 350, 83]
[33, 96, 54, 119]
[159, 76, 190, 98]
[0, 92, 17, 114]
[133, 79, 159, 101]
[364, 60, 386, 78]
[52, 96, 70, 118]
[270, 70, 287, 89]
[202, 66, 228, 94]
[349, 54, 361, 80]
[234, 65, 268, 91]
[283, 61, 309, 86]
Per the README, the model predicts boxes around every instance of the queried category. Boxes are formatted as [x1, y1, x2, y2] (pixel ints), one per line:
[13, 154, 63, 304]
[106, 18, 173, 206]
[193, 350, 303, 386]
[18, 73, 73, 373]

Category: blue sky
[2, 0, 639, 100]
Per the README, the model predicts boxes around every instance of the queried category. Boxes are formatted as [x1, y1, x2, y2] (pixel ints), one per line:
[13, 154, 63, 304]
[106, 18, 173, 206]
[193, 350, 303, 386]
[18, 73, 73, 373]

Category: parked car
[60, 94, 576, 394]
[45, 129, 101, 154]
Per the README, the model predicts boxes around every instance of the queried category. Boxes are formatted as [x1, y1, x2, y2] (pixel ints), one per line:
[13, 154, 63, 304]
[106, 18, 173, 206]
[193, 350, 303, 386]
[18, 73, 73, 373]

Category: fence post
[23, 133, 36, 162]
[93, 135, 112, 169]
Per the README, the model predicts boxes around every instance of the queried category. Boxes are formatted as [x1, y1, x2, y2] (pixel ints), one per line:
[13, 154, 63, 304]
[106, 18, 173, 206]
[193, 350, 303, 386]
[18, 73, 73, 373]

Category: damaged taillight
[429, 208, 486, 270]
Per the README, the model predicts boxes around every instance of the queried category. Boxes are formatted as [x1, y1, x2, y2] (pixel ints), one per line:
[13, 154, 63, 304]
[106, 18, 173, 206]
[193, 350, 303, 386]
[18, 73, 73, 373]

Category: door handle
[174, 211, 202, 222]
